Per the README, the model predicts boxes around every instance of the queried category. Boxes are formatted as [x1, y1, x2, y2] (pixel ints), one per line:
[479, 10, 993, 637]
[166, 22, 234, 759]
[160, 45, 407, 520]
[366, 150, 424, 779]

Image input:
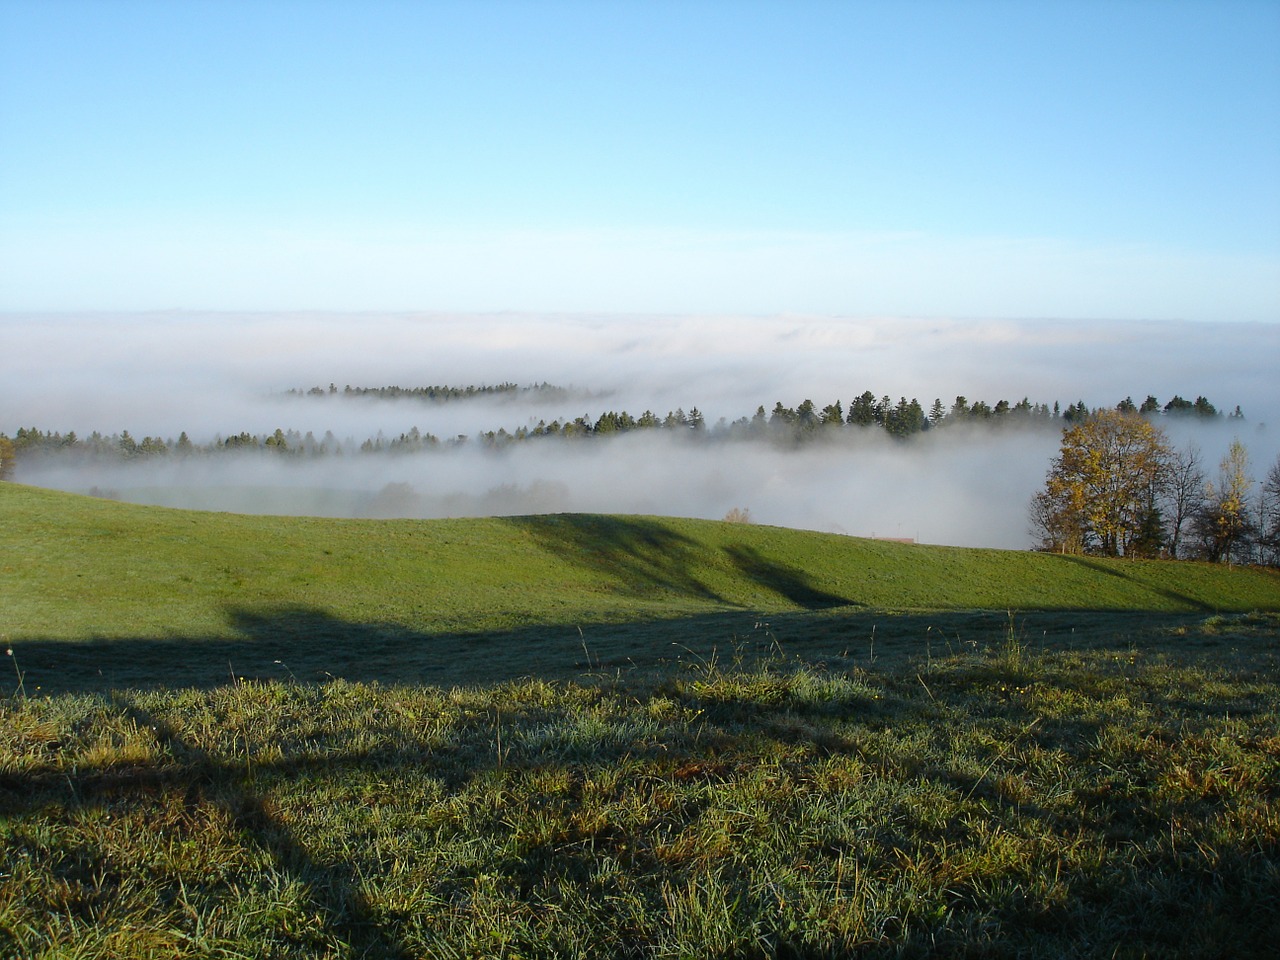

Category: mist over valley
[5, 312, 1276, 550]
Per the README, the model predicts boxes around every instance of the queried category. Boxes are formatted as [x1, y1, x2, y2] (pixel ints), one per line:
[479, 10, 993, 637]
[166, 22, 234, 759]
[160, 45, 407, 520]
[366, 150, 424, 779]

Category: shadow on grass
[506, 514, 729, 603]
[1059, 554, 1216, 612]
[3, 621, 1278, 958]
[27, 696, 414, 959]
[5, 605, 1238, 697]
[506, 514, 857, 609]
[722, 544, 854, 609]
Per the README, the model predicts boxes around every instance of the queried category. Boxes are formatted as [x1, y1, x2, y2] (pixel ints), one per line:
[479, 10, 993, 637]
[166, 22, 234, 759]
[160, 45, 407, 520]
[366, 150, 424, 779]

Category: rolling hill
[4, 481, 1278, 692]
[3, 482, 1279, 957]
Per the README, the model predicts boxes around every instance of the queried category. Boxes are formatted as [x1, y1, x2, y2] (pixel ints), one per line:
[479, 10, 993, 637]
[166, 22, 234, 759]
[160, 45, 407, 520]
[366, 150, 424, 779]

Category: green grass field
[2, 482, 1279, 957]
[4, 482, 1278, 693]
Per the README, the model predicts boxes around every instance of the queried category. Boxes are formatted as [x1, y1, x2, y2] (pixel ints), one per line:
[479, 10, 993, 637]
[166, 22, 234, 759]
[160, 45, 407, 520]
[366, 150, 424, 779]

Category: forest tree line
[282, 381, 572, 402]
[0, 388, 1241, 467]
[5, 387, 1275, 567]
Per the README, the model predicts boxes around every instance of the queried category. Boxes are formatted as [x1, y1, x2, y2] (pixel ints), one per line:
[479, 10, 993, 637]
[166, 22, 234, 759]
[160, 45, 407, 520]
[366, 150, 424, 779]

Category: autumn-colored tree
[1194, 438, 1255, 563]
[0, 434, 15, 480]
[1030, 409, 1172, 556]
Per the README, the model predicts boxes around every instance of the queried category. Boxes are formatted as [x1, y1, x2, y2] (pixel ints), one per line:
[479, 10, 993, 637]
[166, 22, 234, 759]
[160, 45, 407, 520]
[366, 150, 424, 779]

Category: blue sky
[2, 0, 1278, 320]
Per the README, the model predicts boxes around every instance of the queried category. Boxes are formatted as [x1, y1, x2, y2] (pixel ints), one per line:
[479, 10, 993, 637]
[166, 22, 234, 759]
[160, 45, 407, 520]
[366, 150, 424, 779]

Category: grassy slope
[4, 485, 1280, 957]
[4, 481, 1279, 691]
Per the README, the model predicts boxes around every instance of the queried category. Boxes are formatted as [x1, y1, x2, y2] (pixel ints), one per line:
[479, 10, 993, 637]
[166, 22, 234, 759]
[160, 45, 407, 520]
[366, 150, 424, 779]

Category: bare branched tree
[1162, 444, 1206, 559]
[1256, 454, 1280, 567]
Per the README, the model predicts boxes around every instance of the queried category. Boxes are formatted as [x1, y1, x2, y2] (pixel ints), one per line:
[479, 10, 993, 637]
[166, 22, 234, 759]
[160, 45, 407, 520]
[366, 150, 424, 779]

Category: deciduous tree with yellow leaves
[0, 434, 14, 481]
[1030, 409, 1172, 557]
[1194, 438, 1255, 563]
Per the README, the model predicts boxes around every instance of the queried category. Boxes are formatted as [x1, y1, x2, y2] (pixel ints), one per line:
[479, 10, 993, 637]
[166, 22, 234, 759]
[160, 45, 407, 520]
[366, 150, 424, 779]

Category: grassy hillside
[3, 481, 1279, 692]
[3, 483, 1279, 957]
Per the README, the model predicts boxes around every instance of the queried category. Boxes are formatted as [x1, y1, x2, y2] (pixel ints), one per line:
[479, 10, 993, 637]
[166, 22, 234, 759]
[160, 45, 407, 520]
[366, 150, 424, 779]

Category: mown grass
[4, 482, 1279, 693]
[2, 619, 1277, 958]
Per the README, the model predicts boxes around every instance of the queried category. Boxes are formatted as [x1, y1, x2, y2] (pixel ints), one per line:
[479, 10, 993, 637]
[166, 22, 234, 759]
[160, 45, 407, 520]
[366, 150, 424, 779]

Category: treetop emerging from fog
[3, 387, 1246, 459]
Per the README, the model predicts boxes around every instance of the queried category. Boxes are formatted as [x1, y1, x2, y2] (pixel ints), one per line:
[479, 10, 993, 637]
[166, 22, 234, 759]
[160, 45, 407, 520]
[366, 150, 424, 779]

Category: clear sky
[2, 0, 1278, 320]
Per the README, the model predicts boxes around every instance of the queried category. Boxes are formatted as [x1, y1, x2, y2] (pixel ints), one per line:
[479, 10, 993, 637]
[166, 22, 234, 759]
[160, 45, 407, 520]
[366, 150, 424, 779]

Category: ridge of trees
[4, 390, 1276, 566]
[3, 391, 1242, 465]
[2, 390, 1247, 463]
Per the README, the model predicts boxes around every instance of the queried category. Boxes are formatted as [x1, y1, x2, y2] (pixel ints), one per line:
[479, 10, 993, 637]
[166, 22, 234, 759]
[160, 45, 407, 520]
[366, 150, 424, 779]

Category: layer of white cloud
[3, 312, 1276, 550]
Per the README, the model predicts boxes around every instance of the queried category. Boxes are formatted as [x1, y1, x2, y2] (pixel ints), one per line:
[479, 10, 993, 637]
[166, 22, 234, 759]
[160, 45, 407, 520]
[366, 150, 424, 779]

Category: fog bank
[15, 428, 1070, 549]
[4, 312, 1277, 549]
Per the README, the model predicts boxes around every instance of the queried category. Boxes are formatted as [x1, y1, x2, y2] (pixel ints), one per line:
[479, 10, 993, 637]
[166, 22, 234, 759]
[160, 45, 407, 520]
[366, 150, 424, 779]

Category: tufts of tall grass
[3, 617, 1278, 958]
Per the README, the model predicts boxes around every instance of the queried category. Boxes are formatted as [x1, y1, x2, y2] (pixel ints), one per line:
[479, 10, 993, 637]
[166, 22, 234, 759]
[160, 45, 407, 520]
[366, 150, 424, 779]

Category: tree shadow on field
[5, 613, 1277, 958]
[10, 607, 611, 693]
[505, 514, 728, 603]
[722, 544, 853, 609]
[1059, 555, 1215, 612]
[9, 606, 778, 694]
[8, 604, 1244, 698]
[0, 693, 415, 959]
[505, 514, 856, 611]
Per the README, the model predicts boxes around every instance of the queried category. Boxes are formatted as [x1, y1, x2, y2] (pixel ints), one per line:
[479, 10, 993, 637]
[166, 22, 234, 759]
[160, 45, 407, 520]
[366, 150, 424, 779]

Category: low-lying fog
[5, 313, 1277, 549]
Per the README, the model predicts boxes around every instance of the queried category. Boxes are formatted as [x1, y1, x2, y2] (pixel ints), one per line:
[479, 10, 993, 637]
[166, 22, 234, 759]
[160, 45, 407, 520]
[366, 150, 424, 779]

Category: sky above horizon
[2, 0, 1279, 320]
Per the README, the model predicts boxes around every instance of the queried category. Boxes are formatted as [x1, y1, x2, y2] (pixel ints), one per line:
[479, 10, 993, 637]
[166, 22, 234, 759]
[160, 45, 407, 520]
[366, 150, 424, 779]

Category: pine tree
[847, 392, 878, 426]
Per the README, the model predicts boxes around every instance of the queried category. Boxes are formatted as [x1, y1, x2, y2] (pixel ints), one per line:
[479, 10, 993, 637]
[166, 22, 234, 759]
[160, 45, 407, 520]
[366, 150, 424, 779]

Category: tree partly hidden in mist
[1193, 438, 1256, 564]
[0, 434, 14, 480]
[1261, 456, 1280, 567]
[1030, 409, 1172, 558]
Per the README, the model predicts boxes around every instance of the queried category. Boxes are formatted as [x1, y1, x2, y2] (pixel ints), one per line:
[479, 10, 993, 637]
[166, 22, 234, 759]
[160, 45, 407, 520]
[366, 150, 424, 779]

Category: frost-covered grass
[3, 482, 1278, 956]
[3, 620, 1278, 958]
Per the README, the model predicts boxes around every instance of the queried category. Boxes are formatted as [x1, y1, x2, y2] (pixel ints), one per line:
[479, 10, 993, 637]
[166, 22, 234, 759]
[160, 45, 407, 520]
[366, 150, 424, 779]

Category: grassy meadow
[4, 482, 1279, 692]
[2, 482, 1279, 957]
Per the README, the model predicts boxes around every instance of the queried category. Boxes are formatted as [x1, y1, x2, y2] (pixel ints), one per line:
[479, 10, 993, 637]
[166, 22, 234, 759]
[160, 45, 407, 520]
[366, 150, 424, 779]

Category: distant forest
[282, 381, 574, 402]
[4, 385, 1275, 568]
[0, 386, 1244, 467]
